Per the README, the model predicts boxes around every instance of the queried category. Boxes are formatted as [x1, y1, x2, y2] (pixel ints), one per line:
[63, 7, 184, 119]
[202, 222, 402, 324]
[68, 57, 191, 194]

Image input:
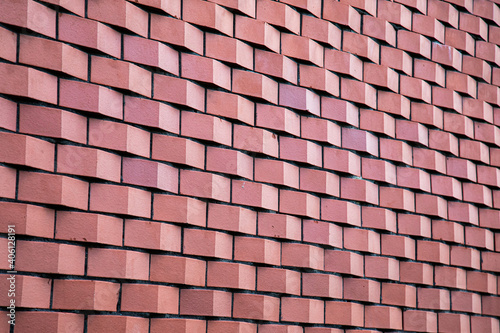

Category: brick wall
[0, 0, 500, 332]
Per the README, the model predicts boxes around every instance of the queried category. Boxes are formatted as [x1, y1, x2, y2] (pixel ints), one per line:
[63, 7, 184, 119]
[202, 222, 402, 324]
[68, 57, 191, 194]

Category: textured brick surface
[1, 0, 500, 331]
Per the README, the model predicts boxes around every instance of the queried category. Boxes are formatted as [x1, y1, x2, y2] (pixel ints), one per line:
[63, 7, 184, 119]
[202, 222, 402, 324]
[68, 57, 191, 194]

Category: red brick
[20, 35, 87, 80]
[56, 211, 122, 246]
[209, 0, 256, 17]
[121, 283, 179, 314]
[432, 43, 462, 71]
[279, 83, 321, 116]
[133, 0, 181, 17]
[152, 134, 204, 169]
[207, 261, 255, 290]
[398, 214, 431, 238]
[364, 63, 398, 92]
[414, 59, 445, 87]
[381, 46, 413, 75]
[362, 15, 396, 46]
[282, 33, 324, 67]
[18, 171, 88, 210]
[233, 293, 280, 321]
[463, 55, 492, 83]
[181, 53, 231, 90]
[19, 104, 86, 143]
[403, 310, 438, 333]
[378, 0, 411, 29]
[282, 242, 324, 270]
[366, 256, 399, 281]
[125, 97, 178, 133]
[429, 129, 459, 155]
[321, 96, 359, 126]
[397, 167, 430, 192]
[418, 288, 450, 310]
[363, 207, 397, 232]
[153, 193, 206, 226]
[280, 189, 320, 218]
[323, 1, 361, 32]
[0, 202, 53, 238]
[475, 122, 500, 146]
[325, 250, 364, 276]
[206, 33, 253, 70]
[365, 305, 402, 330]
[431, 174, 462, 199]
[208, 203, 256, 234]
[184, 229, 233, 260]
[344, 278, 380, 303]
[0, 274, 50, 308]
[180, 169, 231, 202]
[378, 91, 411, 119]
[182, 111, 232, 145]
[60, 81, 122, 120]
[89, 118, 150, 157]
[150, 254, 206, 286]
[299, 65, 339, 96]
[0, 132, 54, 172]
[281, 0, 321, 16]
[256, 104, 300, 136]
[478, 83, 500, 107]
[207, 147, 253, 179]
[0, 97, 16, 131]
[445, 27, 475, 56]
[380, 138, 413, 165]
[413, 13, 445, 43]
[235, 16, 280, 52]
[325, 301, 364, 326]
[0, 0, 56, 38]
[124, 35, 178, 75]
[254, 49, 297, 84]
[341, 177, 379, 205]
[154, 74, 205, 111]
[438, 313, 471, 332]
[465, 226, 494, 250]
[341, 0, 376, 15]
[324, 49, 363, 81]
[87, 0, 148, 36]
[452, 246, 481, 269]
[232, 179, 279, 211]
[467, 271, 497, 294]
[235, 236, 280, 265]
[382, 283, 416, 307]
[257, 267, 300, 295]
[150, 14, 203, 54]
[302, 272, 342, 298]
[233, 124, 279, 157]
[87, 248, 149, 280]
[207, 321, 257, 333]
[381, 234, 415, 259]
[300, 168, 339, 197]
[88, 315, 149, 333]
[463, 182, 493, 207]
[432, 219, 464, 244]
[90, 183, 150, 218]
[233, 69, 278, 104]
[471, 316, 500, 333]
[52, 279, 119, 311]
[428, 0, 459, 27]
[360, 109, 395, 138]
[398, 30, 431, 59]
[257, 0, 300, 34]
[417, 240, 450, 264]
[479, 209, 499, 229]
[483, 295, 500, 316]
[123, 157, 177, 192]
[413, 148, 446, 174]
[342, 127, 379, 156]
[379, 186, 415, 212]
[91, 56, 150, 97]
[258, 324, 302, 333]
[344, 227, 380, 254]
[124, 219, 180, 252]
[280, 137, 322, 167]
[16, 240, 84, 275]
[15, 311, 83, 333]
[451, 291, 481, 314]
[207, 90, 254, 125]
[323, 147, 361, 176]
[302, 14, 341, 48]
[254, 158, 299, 188]
[281, 297, 324, 324]
[321, 198, 361, 226]
[0, 26, 16, 62]
[183, 0, 233, 35]
[258, 212, 301, 241]
[400, 262, 434, 285]
[435, 265, 466, 289]
[482, 252, 500, 273]
[343, 32, 379, 64]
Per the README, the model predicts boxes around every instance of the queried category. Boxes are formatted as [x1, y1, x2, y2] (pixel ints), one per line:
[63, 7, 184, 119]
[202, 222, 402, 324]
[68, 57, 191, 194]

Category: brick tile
[323, 1, 360, 32]
[233, 69, 278, 104]
[382, 283, 416, 307]
[0, 26, 16, 62]
[0, 132, 54, 172]
[302, 272, 342, 298]
[413, 147, 446, 174]
[255, 158, 299, 188]
[206, 32, 253, 70]
[184, 229, 232, 259]
[180, 169, 230, 202]
[438, 313, 471, 332]
[0, 97, 16, 131]
[280, 137, 322, 167]
[381, 234, 415, 259]
[124, 219, 181, 252]
[432, 220, 464, 244]
[418, 288, 450, 310]
[279, 83, 321, 116]
[463, 56, 492, 83]
[321, 198, 361, 226]
[482, 295, 500, 316]
[413, 13, 445, 43]
[299, 65, 339, 96]
[398, 213, 431, 238]
[0, 0, 56, 38]
[321, 96, 359, 126]
[257, 0, 300, 34]
[90, 183, 151, 218]
[344, 227, 380, 254]
[365, 256, 399, 281]
[362, 206, 397, 232]
[282, 242, 324, 270]
[378, 0, 411, 29]
[281, 297, 324, 324]
[15, 312, 83, 333]
[435, 266, 467, 289]
[0, 202, 54, 239]
[153, 74, 205, 111]
[88, 315, 149, 333]
[471, 316, 500, 333]
[207, 147, 253, 179]
[209, 0, 255, 17]
[255, 49, 297, 84]
[360, 109, 395, 138]
[341, 0, 376, 15]
[207, 90, 254, 126]
[207, 321, 257, 333]
[381, 46, 413, 75]
[378, 91, 411, 119]
[233, 124, 279, 157]
[465, 226, 494, 250]
[123, 35, 178, 75]
[184, 0, 233, 35]
[379, 186, 415, 212]
[325, 49, 362, 81]
[208, 202, 256, 234]
[325, 301, 364, 326]
[467, 271, 497, 294]
[257, 267, 300, 295]
[417, 240, 450, 264]
[181, 53, 231, 90]
[302, 14, 341, 48]
[365, 305, 402, 330]
[256, 104, 300, 135]
[400, 262, 434, 285]
[403, 310, 437, 332]
[133, 0, 181, 17]
[0, 274, 50, 308]
[341, 177, 379, 205]
[87, 0, 148, 36]
[363, 15, 396, 46]
[232, 179, 279, 211]
[153, 194, 206, 226]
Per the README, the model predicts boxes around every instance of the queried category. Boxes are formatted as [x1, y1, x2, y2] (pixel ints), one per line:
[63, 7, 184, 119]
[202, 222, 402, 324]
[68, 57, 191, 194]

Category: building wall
[0, 0, 500, 332]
